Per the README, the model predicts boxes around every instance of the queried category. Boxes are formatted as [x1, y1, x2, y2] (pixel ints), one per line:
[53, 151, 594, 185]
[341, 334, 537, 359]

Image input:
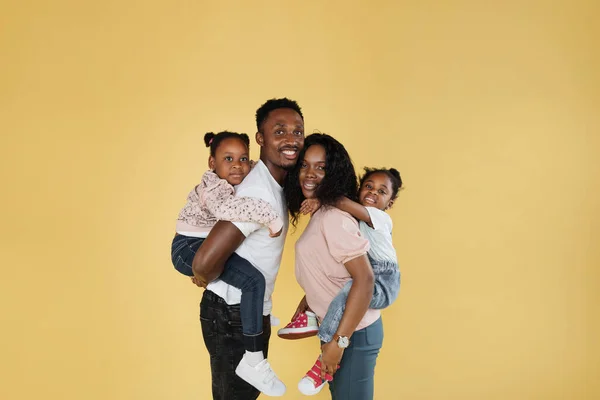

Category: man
[192, 98, 305, 399]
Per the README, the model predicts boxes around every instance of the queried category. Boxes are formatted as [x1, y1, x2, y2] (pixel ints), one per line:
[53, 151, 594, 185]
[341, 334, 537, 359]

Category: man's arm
[192, 220, 246, 283]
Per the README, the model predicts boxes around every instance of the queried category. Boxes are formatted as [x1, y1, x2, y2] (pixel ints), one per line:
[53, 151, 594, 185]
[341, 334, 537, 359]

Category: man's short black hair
[255, 98, 303, 132]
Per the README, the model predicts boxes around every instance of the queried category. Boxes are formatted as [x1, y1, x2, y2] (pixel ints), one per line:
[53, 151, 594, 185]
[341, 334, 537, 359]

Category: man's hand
[191, 276, 207, 288]
[320, 340, 343, 379]
[300, 199, 321, 215]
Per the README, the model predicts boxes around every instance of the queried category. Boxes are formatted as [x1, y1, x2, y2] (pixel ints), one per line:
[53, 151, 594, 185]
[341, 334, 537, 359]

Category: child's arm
[335, 197, 373, 228]
[203, 179, 283, 236]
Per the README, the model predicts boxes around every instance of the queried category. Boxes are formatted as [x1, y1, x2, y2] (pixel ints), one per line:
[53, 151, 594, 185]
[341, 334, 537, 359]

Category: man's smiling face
[257, 107, 305, 170]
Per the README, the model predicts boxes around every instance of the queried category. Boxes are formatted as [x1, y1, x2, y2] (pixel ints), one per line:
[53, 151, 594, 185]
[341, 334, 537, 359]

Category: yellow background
[1, 1, 599, 399]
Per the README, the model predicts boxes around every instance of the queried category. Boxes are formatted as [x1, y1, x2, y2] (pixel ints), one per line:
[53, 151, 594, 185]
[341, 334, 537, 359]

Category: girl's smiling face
[358, 172, 395, 210]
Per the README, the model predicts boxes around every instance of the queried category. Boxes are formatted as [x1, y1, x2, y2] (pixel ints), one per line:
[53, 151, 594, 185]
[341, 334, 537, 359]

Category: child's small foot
[297, 356, 335, 396]
[235, 355, 286, 397]
[277, 311, 319, 339]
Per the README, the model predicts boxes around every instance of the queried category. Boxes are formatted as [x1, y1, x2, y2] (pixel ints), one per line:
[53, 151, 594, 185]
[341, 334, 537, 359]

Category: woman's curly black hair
[284, 133, 358, 226]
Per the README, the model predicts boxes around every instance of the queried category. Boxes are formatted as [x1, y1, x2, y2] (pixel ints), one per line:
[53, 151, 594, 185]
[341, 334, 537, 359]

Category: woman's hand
[291, 295, 309, 321]
[320, 340, 343, 378]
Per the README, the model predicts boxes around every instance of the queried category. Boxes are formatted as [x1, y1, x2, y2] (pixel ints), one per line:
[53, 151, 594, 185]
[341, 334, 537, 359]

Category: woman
[284, 133, 383, 399]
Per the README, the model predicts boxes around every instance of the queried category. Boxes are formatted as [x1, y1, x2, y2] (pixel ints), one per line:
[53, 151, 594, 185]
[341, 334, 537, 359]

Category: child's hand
[268, 217, 284, 238]
[250, 160, 256, 169]
[269, 227, 283, 238]
[300, 199, 321, 215]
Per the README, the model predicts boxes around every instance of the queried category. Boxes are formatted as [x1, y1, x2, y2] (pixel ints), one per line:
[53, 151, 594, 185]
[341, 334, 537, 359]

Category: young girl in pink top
[171, 131, 286, 396]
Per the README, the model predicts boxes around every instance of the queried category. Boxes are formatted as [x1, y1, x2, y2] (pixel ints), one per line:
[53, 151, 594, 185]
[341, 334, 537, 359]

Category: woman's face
[298, 144, 326, 199]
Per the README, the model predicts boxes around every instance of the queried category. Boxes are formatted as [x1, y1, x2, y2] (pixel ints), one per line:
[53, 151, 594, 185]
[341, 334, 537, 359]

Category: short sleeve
[365, 207, 393, 233]
[321, 209, 370, 264]
[231, 220, 262, 237]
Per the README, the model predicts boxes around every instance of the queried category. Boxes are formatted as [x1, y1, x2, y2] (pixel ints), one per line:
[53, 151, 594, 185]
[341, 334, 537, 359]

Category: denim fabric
[200, 290, 271, 400]
[328, 317, 383, 400]
[172, 234, 266, 351]
[171, 233, 202, 277]
[318, 256, 399, 342]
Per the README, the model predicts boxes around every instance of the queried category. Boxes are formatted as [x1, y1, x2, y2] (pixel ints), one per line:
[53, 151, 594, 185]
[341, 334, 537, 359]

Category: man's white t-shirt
[205, 160, 288, 315]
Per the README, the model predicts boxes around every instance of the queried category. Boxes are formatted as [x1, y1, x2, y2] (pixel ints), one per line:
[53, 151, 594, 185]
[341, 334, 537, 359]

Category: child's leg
[218, 253, 266, 353]
[317, 260, 400, 344]
[317, 280, 353, 343]
[171, 234, 204, 277]
[369, 258, 401, 310]
[219, 255, 286, 396]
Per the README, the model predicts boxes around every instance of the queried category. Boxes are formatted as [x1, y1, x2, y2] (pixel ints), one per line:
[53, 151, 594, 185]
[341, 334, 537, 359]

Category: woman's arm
[320, 254, 374, 376]
[334, 254, 375, 336]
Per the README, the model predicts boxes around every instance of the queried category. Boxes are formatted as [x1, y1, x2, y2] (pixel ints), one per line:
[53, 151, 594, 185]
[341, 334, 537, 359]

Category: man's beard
[276, 155, 298, 171]
[281, 162, 297, 171]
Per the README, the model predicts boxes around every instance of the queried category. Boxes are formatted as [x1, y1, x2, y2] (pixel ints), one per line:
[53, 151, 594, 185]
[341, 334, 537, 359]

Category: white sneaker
[235, 356, 286, 397]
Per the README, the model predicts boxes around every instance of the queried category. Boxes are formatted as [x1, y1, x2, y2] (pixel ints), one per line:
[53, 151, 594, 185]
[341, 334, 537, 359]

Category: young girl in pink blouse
[171, 131, 285, 396]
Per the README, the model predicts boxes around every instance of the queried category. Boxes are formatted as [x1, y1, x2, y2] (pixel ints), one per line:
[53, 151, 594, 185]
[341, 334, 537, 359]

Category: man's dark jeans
[172, 233, 266, 351]
[200, 290, 271, 400]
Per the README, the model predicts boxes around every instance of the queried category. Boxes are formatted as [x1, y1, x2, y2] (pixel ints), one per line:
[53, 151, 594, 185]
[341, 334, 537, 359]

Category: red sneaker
[277, 311, 319, 339]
